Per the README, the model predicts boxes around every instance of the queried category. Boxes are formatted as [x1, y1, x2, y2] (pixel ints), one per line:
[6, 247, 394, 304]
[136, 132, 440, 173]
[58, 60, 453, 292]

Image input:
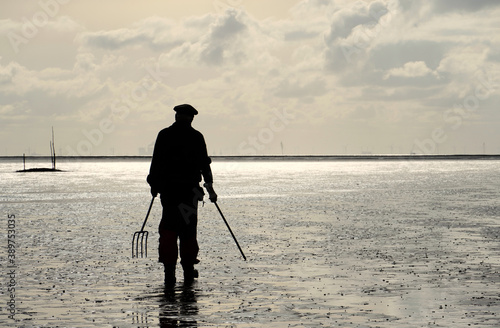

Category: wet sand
[1, 160, 499, 327]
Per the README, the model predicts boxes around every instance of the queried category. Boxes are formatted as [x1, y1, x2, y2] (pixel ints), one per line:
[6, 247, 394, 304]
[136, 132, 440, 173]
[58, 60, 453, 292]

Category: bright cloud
[384, 61, 435, 79]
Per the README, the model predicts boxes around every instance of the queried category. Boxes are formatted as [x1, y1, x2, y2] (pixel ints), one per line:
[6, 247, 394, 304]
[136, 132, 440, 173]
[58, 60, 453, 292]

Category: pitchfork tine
[132, 196, 155, 258]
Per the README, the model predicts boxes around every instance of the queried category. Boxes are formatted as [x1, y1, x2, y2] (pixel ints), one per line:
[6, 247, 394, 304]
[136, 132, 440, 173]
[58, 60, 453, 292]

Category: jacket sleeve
[201, 160, 213, 184]
[199, 134, 213, 184]
[147, 132, 163, 191]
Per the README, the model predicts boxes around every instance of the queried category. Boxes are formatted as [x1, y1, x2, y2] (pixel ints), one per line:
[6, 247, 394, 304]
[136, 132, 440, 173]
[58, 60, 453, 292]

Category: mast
[50, 141, 53, 168]
[51, 127, 56, 170]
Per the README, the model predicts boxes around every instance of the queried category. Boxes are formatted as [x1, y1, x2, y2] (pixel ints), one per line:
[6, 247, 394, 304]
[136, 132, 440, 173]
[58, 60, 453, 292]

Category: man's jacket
[147, 121, 213, 193]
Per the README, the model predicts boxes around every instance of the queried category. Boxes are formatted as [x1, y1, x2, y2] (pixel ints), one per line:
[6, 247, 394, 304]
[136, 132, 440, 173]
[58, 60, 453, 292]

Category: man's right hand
[151, 187, 158, 198]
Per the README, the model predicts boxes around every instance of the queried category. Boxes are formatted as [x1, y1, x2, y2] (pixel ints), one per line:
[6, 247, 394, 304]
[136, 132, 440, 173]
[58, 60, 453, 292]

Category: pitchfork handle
[140, 196, 155, 232]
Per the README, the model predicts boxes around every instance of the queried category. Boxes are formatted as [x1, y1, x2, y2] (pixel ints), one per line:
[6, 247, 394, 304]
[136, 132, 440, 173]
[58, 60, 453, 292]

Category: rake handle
[139, 196, 155, 232]
[214, 202, 247, 261]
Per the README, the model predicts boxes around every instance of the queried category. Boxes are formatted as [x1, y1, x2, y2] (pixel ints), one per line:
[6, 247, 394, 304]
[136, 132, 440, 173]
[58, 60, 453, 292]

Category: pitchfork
[132, 196, 155, 258]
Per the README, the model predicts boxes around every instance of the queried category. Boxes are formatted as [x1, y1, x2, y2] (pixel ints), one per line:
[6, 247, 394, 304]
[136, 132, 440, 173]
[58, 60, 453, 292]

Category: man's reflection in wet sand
[159, 284, 198, 328]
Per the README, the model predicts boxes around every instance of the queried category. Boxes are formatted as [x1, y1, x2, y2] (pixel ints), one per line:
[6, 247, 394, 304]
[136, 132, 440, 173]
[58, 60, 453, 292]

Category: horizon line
[2, 154, 500, 161]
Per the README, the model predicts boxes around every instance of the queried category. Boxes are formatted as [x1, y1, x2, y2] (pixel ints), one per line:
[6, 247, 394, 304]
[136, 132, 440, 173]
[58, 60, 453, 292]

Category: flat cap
[173, 104, 198, 116]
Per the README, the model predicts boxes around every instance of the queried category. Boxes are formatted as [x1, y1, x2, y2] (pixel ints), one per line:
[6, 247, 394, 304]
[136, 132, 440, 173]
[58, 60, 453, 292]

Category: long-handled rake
[132, 196, 155, 258]
[214, 202, 247, 261]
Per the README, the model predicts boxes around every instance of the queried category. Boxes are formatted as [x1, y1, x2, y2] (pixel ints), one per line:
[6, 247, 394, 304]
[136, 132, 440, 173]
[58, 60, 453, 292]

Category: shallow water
[1, 158, 499, 327]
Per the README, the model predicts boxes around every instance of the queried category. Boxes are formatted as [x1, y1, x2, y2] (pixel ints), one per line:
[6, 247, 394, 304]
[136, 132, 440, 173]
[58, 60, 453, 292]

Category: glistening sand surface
[1, 159, 499, 327]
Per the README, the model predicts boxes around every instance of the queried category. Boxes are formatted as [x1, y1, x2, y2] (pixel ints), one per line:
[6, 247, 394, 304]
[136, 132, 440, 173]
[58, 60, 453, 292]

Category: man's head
[173, 104, 198, 124]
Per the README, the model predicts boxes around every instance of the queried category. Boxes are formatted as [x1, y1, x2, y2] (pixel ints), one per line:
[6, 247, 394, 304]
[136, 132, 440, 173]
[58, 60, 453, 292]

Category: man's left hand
[204, 183, 218, 203]
[208, 190, 217, 203]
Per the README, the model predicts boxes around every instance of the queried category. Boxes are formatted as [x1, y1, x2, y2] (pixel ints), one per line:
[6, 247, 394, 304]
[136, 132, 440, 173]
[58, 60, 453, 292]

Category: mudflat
[2, 159, 499, 327]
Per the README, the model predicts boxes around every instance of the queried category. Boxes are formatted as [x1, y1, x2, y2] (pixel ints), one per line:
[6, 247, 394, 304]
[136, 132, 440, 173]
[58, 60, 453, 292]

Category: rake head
[132, 230, 149, 258]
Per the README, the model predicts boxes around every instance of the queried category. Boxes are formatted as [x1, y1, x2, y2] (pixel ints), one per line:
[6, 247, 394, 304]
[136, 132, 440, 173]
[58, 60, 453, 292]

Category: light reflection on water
[1, 158, 499, 327]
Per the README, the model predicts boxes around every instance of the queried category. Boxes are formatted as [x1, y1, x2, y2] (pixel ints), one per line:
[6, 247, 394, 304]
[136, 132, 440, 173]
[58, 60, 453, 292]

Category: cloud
[274, 77, 327, 99]
[384, 61, 435, 79]
[0, 54, 111, 125]
[437, 45, 491, 76]
[200, 9, 248, 66]
[432, 0, 500, 13]
[326, 0, 388, 41]
[370, 40, 447, 71]
[0, 15, 81, 34]
[78, 16, 209, 52]
[210, 10, 246, 39]
[321, 0, 497, 90]
[290, 0, 335, 17]
[78, 9, 255, 68]
[0, 61, 21, 85]
[323, 0, 399, 72]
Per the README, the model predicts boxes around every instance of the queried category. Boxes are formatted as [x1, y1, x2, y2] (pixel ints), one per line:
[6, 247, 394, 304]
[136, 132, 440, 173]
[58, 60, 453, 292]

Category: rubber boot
[164, 264, 176, 287]
[182, 264, 198, 284]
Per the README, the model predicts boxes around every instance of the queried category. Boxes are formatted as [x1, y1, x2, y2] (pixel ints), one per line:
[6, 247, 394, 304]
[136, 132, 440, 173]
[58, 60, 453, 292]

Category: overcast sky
[1, 0, 499, 156]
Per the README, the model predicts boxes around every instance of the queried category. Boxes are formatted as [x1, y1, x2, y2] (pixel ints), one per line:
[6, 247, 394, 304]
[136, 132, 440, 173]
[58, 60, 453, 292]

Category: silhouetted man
[147, 104, 217, 286]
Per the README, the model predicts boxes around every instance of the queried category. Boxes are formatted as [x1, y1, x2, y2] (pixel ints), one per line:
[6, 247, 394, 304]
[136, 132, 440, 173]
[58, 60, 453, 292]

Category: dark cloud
[487, 50, 500, 63]
[79, 17, 204, 52]
[323, 0, 395, 72]
[432, 0, 500, 13]
[83, 31, 144, 50]
[397, 0, 500, 14]
[201, 45, 225, 66]
[325, 0, 388, 42]
[210, 10, 246, 40]
[81, 29, 183, 52]
[370, 40, 447, 71]
[201, 10, 248, 66]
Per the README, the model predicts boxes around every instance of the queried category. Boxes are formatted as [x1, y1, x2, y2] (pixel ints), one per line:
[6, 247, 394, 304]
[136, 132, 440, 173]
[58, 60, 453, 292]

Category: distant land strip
[2, 154, 500, 161]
